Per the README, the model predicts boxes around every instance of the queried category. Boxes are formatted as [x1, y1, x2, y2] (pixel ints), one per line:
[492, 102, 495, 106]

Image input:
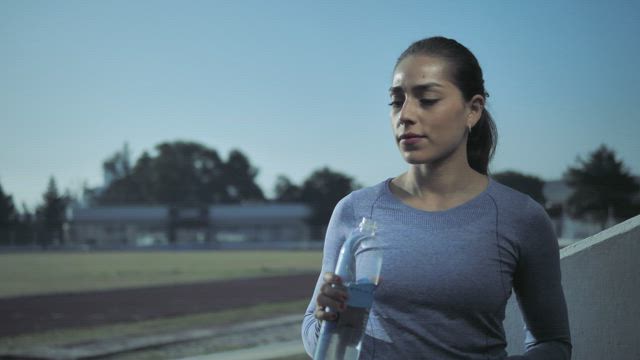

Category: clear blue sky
[2, 0, 639, 209]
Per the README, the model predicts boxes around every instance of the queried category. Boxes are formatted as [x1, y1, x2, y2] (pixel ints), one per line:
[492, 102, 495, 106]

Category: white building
[68, 203, 312, 247]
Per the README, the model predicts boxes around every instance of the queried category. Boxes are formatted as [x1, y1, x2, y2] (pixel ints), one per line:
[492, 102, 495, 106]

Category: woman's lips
[399, 136, 426, 145]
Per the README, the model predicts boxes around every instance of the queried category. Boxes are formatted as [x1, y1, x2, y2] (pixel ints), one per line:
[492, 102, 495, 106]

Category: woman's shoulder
[488, 179, 559, 255]
[346, 179, 389, 205]
[487, 178, 550, 224]
[326, 180, 389, 234]
[351, 179, 389, 199]
[334, 179, 390, 217]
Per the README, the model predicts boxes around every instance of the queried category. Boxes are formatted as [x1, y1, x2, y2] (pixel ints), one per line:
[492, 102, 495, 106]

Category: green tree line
[0, 141, 360, 246]
[0, 177, 68, 247]
[1, 142, 638, 246]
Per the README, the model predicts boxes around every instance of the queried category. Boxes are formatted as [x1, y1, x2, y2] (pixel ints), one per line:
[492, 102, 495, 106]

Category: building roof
[70, 203, 312, 224]
[70, 206, 169, 223]
[210, 203, 312, 223]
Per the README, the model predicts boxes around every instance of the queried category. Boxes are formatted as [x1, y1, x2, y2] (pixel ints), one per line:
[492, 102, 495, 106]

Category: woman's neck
[391, 162, 488, 211]
[410, 159, 483, 192]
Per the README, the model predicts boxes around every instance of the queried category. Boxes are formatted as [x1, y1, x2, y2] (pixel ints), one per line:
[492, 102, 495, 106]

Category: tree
[223, 149, 265, 202]
[273, 175, 302, 202]
[493, 170, 546, 205]
[102, 143, 132, 186]
[16, 203, 36, 246]
[95, 141, 265, 205]
[96, 143, 140, 204]
[563, 145, 639, 229]
[151, 141, 225, 204]
[36, 177, 69, 246]
[0, 181, 18, 245]
[129, 151, 155, 203]
[300, 167, 360, 230]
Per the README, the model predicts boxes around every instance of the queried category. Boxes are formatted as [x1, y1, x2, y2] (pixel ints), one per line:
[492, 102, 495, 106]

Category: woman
[302, 36, 571, 359]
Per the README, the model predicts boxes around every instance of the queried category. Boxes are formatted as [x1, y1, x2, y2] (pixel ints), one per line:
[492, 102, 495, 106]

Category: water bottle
[314, 217, 382, 360]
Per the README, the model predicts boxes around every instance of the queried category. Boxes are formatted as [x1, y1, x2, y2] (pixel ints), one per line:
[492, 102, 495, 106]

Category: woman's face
[390, 55, 481, 166]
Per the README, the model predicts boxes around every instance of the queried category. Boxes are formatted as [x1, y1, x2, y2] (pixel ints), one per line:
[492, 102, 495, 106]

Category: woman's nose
[397, 100, 417, 127]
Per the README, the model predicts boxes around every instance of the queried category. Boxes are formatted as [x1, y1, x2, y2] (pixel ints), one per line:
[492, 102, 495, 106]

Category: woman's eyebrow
[389, 82, 443, 94]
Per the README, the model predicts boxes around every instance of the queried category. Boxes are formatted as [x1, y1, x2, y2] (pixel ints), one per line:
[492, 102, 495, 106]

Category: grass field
[0, 250, 321, 359]
[0, 250, 322, 298]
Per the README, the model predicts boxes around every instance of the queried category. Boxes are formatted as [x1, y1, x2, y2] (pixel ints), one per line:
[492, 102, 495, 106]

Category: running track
[0, 273, 319, 337]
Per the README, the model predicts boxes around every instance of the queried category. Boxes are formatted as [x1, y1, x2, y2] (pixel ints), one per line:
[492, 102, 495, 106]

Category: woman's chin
[402, 154, 433, 165]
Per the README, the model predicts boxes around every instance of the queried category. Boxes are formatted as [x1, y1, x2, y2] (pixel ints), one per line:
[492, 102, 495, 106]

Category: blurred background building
[69, 203, 313, 249]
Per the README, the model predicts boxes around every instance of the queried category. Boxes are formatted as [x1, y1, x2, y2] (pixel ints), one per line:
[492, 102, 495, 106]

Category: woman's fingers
[320, 281, 348, 301]
[320, 273, 349, 303]
[314, 305, 338, 321]
[317, 291, 346, 311]
[315, 272, 349, 321]
[323, 272, 341, 284]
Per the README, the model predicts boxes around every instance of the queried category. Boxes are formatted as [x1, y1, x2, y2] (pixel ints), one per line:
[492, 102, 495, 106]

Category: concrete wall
[504, 214, 640, 359]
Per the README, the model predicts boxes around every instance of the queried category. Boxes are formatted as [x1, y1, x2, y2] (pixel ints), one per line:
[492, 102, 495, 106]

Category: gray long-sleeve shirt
[302, 178, 571, 359]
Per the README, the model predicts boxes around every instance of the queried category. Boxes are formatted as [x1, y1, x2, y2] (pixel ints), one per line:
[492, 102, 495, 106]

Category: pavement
[177, 340, 306, 360]
[0, 314, 305, 360]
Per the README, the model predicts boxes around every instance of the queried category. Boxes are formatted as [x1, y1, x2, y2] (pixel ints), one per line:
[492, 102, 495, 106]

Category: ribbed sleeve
[301, 194, 355, 357]
[505, 200, 572, 359]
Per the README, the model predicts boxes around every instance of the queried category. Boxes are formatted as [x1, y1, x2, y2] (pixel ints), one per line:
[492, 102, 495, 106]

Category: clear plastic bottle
[314, 217, 382, 360]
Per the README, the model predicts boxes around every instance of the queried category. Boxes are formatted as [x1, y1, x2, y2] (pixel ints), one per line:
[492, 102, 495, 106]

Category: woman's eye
[388, 100, 403, 108]
[420, 99, 438, 106]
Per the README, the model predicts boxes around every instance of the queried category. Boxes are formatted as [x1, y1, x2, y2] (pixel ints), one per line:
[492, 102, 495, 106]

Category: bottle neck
[358, 217, 377, 236]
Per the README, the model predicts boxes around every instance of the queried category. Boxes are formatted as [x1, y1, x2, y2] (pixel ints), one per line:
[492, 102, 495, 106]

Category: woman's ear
[467, 94, 485, 128]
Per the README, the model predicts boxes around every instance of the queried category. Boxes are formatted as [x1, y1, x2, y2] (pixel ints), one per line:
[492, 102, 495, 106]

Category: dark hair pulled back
[395, 36, 497, 175]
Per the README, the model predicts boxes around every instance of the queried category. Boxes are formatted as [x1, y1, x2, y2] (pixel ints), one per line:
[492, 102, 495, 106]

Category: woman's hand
[314, 272, 349, 321]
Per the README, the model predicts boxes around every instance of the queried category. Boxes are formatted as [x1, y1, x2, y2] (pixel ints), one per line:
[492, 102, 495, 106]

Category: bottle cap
[358, 217, 377, 235]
